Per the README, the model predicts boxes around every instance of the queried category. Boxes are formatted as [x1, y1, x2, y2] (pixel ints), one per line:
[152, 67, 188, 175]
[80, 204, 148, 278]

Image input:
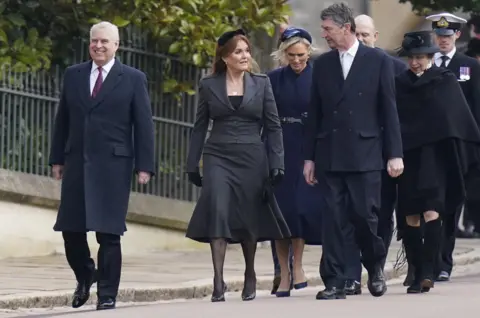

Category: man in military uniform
[426, 12, 480, 282]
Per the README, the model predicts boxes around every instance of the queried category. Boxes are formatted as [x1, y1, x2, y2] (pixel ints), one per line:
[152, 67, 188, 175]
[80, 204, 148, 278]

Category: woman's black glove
[187, 171, 203, 187]
[269, 168, 285, 186]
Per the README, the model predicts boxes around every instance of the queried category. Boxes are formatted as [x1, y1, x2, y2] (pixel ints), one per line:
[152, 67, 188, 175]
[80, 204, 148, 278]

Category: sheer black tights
[210, 239, 257, 297]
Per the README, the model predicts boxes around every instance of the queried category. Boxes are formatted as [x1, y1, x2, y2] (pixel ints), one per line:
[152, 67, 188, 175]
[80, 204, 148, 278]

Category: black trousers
[344, 171, 397, 281]
[62, 231, 122, 298]
[437, 205, 462, 275]
[318, 171, 386, 289]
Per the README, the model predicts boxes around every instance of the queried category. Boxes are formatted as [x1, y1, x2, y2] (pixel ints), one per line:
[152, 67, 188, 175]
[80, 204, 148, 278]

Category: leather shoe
[436, 271, 450, 282]
[72, 270, 97, 308]
[345, 279, 362, 295]
[97, 297, 116, 310]
[367, 267, 387, 297]
[315, 287, 346, 300]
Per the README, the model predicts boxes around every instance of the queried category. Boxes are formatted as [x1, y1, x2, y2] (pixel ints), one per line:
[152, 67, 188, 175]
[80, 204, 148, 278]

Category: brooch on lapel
[459, 66, 471, 82]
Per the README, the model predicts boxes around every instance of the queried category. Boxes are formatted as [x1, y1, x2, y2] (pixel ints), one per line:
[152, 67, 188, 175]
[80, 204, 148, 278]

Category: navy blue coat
[267, 64, 323, 245]
[49, 59, 155, 235]
[305, 44, 403, 171]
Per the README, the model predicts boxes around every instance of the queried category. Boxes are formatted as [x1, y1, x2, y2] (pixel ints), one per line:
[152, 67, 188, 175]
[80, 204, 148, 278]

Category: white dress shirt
[434, 47, 456, 68]
[90, 58, 115, 95]
[339, 39, 360, 79]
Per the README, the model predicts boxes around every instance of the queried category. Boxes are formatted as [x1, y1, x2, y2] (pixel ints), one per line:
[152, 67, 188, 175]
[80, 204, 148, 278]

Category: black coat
[305, 44, 403, 171]
[445, 52, 480, 125]
[396, 67, 480, 151]
[49, 59, 155, 236]
[396, 67, 480, 212]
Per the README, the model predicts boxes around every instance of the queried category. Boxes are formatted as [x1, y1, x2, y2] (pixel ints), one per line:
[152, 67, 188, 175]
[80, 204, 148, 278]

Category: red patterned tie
[92, 66, 103, 98]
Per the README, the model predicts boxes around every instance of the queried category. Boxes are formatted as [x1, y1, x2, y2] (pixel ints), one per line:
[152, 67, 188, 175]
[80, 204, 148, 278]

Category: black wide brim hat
[398, 30, 440, 56]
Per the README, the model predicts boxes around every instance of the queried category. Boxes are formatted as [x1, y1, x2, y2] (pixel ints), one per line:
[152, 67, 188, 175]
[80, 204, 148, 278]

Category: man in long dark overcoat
[49, 21, 155, 311]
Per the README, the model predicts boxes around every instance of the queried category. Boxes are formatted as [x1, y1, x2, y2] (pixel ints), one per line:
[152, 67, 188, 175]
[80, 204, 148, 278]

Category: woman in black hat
[395, 30, 480, 294]
[185, 29, 290, 302]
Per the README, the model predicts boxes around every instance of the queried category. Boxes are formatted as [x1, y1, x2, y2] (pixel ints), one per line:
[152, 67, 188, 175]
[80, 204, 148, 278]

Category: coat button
[333, 129, 337, 132]
[358, 92, 362, 96]
[333, 110, 338, 114]
[349, 111, 353, 115]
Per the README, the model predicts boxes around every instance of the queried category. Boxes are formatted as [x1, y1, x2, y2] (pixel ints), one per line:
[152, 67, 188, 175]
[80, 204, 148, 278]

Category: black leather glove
[187, 171, 203, 187]
[269, 168, 284, 186]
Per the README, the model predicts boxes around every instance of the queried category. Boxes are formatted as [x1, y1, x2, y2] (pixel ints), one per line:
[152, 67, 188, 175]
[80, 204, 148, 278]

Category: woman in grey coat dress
[185, 29, 290, 302]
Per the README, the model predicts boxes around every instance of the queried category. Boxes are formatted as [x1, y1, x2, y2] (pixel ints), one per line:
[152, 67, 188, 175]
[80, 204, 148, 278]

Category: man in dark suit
[49, 21, 155, 310]
[426, 12, 480, 282]
[303, 3, 403, 300]
[340, 14, 409, 296]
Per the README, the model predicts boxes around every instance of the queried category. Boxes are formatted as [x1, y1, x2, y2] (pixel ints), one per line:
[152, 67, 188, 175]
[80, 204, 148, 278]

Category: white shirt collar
[339, 39, 360, 57]
[91, 58, 115, 74]
[434, 47, 456, 61]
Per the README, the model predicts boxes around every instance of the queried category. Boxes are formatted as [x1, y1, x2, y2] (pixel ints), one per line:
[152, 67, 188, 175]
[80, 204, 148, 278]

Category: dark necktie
[92, 66, 103, 98]
[440, 55, 449, 68]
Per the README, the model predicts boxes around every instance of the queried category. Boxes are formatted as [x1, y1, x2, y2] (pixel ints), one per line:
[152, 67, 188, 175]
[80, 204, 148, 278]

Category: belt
[279, 113, 308, 124]
[280, 117, 302, 124]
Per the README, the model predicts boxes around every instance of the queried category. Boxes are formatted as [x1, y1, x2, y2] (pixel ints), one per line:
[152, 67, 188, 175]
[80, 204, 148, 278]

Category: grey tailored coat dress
[185, 71, 291, 243]
[49, 59, 155, 236]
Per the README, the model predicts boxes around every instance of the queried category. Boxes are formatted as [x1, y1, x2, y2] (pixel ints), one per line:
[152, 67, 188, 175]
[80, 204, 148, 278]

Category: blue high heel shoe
[293, 270, 308, 290]
[293, 281, 308, 289]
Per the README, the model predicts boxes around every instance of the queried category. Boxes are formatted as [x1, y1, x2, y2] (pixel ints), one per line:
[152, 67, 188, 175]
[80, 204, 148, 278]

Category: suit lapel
[77, 61, 93, 109]
[240, 72, 257, 107]
[447, 53, 461, 77]
[90, 59, 124, 109]
[208, 74, 233, 110]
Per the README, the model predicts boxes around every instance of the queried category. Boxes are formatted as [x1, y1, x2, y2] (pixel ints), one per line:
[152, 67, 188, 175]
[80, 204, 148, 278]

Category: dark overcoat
[49, 59, 155, 236]
[304, 44, 403, 171]
[443, 52, 480, 202]
[267, 64, 322, 245]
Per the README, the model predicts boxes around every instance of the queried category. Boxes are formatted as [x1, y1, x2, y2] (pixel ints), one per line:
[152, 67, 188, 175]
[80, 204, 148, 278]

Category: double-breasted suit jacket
[185, 71, 289, 243]
[49, 59, 155, 236]
[305, 44, 403, 172]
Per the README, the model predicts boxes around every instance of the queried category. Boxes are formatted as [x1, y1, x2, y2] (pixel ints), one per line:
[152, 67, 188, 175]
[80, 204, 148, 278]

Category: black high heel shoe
[211, 280, 227, 302]
[242, 276, 257, 301]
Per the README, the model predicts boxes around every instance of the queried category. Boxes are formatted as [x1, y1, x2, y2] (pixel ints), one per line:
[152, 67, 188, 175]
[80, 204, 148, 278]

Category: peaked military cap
[426, 12, 467, 36]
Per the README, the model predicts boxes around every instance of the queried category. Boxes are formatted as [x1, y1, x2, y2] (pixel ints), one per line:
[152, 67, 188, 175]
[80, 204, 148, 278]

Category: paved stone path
[3, 260, 480, 317]
[0, 239, 476, 311]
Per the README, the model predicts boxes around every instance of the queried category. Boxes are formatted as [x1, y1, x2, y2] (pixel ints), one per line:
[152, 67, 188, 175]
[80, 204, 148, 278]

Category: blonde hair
[90, 21, 120, 42]
[250, 59, 261, 73]
[271, 36, 318, 66]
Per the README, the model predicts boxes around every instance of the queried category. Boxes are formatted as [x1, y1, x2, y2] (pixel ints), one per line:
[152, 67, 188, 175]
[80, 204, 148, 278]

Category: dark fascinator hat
[280, 26, 313, 44]
[217, 29, 246, 46]
[397, 31, 439, 57]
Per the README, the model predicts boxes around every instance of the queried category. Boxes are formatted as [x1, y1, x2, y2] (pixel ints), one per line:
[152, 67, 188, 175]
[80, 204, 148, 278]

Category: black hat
[466, 38, 480, 57]
[426, 13, 467, 36]
[280, 26, 313, 44]
[398, 31, 439, 56]
[217, 29, 246, 46]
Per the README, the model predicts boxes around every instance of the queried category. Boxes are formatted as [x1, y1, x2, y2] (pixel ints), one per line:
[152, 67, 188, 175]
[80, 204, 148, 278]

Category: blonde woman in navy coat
[267, 27, 323, 297]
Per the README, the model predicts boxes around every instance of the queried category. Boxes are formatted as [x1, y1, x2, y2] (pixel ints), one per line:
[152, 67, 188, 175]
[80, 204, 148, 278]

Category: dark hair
[212, 34, 251, 74]
[320, 3, 356, 33]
